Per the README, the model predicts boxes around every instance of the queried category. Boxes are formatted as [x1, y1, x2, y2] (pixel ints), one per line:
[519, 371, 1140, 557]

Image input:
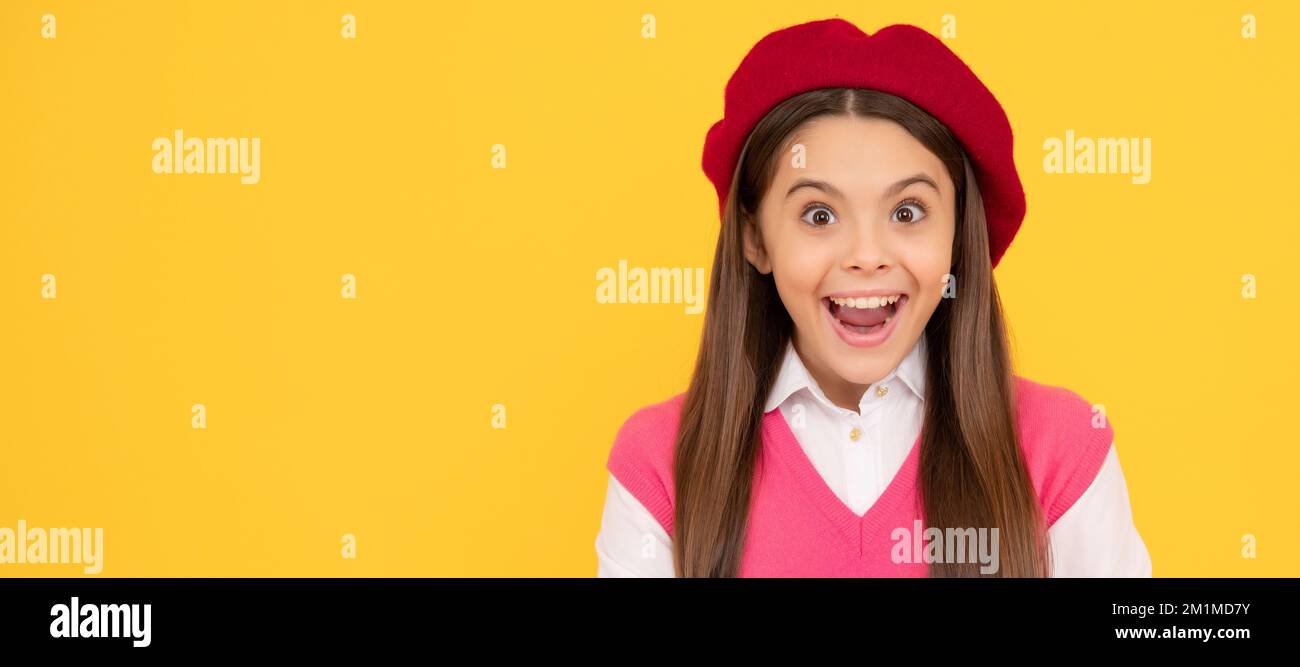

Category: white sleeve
[1047, 441, 1152, 577]
[595, 473, 675, 577]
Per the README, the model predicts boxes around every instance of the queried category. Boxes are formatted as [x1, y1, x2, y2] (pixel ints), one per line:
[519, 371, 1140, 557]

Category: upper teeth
[830, 295, 901, 309]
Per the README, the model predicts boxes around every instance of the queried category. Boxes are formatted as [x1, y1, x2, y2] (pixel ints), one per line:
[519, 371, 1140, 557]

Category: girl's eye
[892, 199, 929, 224]
[800, 204, 837, 227]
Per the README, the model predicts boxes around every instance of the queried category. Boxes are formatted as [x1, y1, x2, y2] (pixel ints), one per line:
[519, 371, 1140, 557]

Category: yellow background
[1, 1, 1296, 576]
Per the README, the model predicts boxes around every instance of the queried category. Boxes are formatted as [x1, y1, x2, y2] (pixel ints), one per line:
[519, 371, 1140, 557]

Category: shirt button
[849, 426, 862, 442]
[876, 385, 889, 398]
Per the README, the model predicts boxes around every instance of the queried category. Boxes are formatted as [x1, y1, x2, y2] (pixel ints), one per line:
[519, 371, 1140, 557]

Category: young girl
[595, 19, 1150, 577]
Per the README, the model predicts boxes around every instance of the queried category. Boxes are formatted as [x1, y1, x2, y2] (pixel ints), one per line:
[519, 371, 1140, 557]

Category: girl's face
[744, 115, 957, 411]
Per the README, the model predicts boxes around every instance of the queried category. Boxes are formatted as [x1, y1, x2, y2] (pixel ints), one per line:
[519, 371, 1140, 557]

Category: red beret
[701, 18, 1025, 268]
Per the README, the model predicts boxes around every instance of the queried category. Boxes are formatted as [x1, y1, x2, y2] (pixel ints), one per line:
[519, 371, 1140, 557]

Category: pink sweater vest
[605, 375, 1113, 577]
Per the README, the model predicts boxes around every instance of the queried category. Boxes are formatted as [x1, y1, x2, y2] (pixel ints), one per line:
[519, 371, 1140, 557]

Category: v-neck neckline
[762, 406, 923, 557]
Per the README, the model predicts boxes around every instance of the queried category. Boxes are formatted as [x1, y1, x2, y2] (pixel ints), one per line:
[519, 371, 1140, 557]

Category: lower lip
[823, 295, 907, 349]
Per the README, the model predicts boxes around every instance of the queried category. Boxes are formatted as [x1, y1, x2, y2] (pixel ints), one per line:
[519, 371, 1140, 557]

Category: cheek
[768, 240, 834, 321]
[896, 229, 954, 314]
[907, 252, 951, 293]
[906, 216, 954, 271]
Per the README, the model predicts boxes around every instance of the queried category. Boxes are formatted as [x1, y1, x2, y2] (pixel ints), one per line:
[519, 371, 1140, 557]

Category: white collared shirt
[596, 334, 1152, 577]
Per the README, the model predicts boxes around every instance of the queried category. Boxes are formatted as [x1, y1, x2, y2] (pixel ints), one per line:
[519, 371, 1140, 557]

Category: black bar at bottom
[0, 578, 1291, 652]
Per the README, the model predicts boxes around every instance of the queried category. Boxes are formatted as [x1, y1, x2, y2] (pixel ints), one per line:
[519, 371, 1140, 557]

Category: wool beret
[701, 18, 1025, 268]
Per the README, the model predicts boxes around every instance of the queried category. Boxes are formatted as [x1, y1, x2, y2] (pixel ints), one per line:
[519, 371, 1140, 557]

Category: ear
[742, 214, 773, 274]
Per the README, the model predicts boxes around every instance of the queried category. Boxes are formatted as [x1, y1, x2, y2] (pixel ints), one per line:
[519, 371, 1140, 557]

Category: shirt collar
[764, 332, 928, 413]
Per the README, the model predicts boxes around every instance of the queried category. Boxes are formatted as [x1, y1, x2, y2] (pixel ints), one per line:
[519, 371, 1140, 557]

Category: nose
[841, 218, 893, 274]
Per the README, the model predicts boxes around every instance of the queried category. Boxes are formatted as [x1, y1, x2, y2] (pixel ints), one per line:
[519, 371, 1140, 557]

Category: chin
[829, 357, 894, 386]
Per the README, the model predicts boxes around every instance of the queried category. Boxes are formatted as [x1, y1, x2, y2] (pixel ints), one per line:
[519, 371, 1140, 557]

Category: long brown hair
[673, 88, 1048, 577]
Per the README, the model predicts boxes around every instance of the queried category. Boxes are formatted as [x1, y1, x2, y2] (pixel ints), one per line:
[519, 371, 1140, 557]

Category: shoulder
[1011, 375, 1114, 528]
[608, 392, 688, 462]
[1011, 375, 1109, 442]
[604, 392, 687, 535]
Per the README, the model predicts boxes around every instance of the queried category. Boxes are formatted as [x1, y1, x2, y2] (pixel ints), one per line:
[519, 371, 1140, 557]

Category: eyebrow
[784, 173, 941, 201]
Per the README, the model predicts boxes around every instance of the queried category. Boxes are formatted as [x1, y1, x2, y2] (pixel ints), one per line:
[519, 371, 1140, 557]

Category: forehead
[775, 115, 952, 198]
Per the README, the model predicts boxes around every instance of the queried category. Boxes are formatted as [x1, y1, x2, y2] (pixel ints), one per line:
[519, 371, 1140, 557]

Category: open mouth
[822, 294, 908, 337]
